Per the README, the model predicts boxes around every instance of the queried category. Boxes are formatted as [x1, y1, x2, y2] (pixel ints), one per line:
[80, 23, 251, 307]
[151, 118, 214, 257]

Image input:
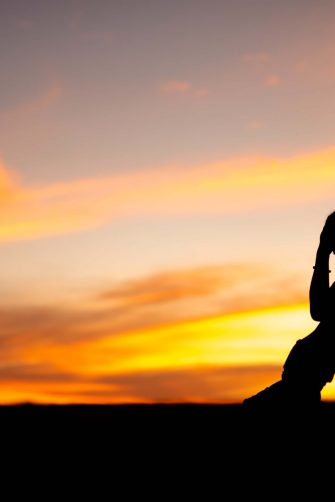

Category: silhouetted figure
[243, 212, 335, 412]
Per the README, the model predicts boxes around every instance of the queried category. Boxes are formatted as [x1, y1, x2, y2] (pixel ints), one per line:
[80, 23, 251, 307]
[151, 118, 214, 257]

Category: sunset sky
[1, 0, 335, 404]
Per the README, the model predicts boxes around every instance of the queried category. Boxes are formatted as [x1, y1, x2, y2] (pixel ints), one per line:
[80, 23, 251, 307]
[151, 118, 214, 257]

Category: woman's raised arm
[309, 247, 331, 321]
[309, 213, 335, 321]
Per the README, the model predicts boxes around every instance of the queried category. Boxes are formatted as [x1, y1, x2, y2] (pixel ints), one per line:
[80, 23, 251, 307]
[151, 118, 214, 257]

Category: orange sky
[1, 0, 335, 404]
[1, 148, 335, 242]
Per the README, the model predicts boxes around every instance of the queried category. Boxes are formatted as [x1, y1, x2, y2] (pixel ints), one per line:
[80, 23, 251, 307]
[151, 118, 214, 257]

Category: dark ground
[2, 401, 335, 446]
[2, 402, 334, 491]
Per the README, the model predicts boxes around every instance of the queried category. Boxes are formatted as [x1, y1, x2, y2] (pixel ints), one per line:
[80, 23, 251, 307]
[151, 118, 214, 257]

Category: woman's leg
[243, 332, 331, 409]
[282, 332, 334, 401]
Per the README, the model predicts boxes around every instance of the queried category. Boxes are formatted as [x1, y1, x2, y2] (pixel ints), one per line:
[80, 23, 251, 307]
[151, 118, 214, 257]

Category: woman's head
[321, 212, 335, 253]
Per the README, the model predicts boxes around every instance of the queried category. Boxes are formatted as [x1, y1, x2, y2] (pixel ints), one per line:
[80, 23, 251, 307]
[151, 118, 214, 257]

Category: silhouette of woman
[243, 211, 335, 410]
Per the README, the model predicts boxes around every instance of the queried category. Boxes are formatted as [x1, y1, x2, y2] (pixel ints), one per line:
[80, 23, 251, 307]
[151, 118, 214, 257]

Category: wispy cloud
[0, 362, 282, 404]
[98, 264, 244, 306]
[160, 80, 192, 93]
[292, 45, 335, 86]
[92, 364, 282, 403]
[0, 263, 307, 357]
[0, 297, 312, 403]
[160, 80, 209, 98]
[0, 258, 314, 403]
[246, 119, 265, 130]
[97, 263, 307, 314]
[192, 88, 209, 98]
[0, 83, 63, 119]
[264, 74, 281, 87]
[1, 146, 335, 241]
[0, 262, 305, 347]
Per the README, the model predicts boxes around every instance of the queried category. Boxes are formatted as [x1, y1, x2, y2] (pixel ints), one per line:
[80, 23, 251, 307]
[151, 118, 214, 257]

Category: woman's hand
[319, 212, 335, 255]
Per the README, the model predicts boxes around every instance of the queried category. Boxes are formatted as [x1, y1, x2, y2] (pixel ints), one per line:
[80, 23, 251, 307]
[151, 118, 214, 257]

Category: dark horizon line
[2, 400, 335, 407]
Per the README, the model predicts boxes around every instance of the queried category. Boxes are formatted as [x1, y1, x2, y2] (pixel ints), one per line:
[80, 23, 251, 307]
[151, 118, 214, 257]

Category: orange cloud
[247, 120, 265, 130]
[0, 262, 305, 347]
[0, 301, 316, 404]
[96, 263, 307, 323]
[160, 80, 191, 93]
[192, 88, 209, 98]
[1, 146, 335, 241]
[0, 261, 314, 404]
[90, 364, 282, 403]
[98, 264, 255, 306]
[0, 364, 282, 404]
[160, 80, 208, 98]
[264, 74, 281, 87]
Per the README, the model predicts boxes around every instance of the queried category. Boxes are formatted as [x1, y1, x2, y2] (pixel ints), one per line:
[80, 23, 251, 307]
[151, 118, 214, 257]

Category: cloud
[242, 52, 271, 63]
[0, 297, 307, 404]
[98, 264, 254, 307]
[160, 80, 208, 97]
[0, 363, 81, 383]
[192, 88, 209, 98]
[0, 262, 305, 347]
[0, 162, 19, 201]
[0, 83, 63, 150]
[96, 262, 307, 320]
[92, 364, 282, 403]
[1, 146, 335, 241]
[294, 60, 309, 74]
[246, 120, 265, 130]
[160, 80, 192, 93]
[0, 84, 63, 119]
[0, 258, 314, 403]
[0, 362, 282, 404]
[264, 74, 281, 87]
[292, 45, 335, 87]
[0, 84, 63, 154]
[0, 262, 307, 343]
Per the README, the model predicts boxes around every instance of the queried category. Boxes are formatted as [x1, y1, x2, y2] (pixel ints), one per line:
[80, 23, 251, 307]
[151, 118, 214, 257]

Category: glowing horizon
[0, 302, 321, 404]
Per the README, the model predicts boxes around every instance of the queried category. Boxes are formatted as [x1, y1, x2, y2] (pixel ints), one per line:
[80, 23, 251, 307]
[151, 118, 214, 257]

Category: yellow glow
[0, 302, 324, 404]
[72, 303, 315, 374]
